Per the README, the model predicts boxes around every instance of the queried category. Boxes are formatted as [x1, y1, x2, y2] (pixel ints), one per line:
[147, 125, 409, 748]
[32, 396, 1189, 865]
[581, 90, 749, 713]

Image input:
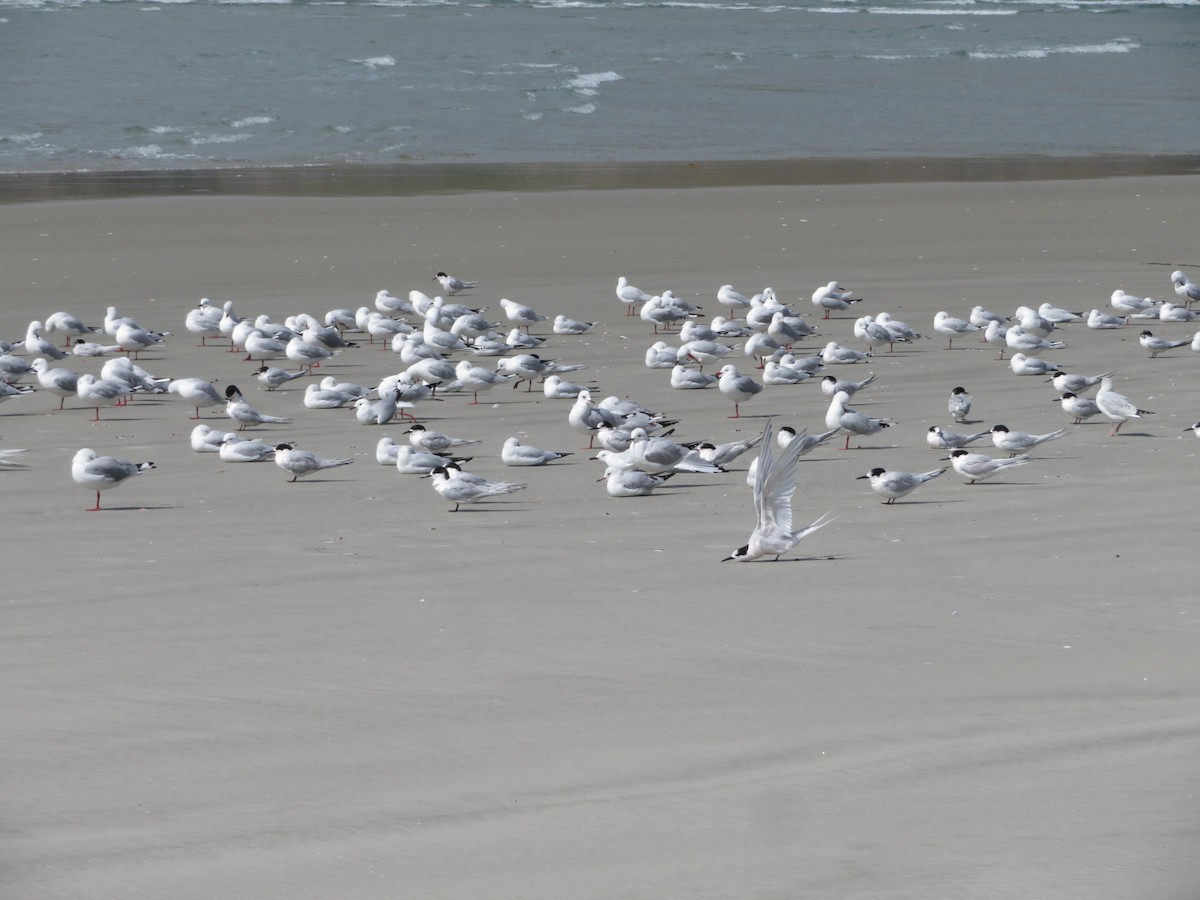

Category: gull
[285, 337, 336, 368]
[990, 424, 1068, 456]
[499, 298, 549, 333]
[826, 390, 892, 450]
[44, 311, 96, 346]
[407, 424, 480, 453]
[434, 272, 479, 296]
[1110, 289, 1160, 317]
[648, 340, 686, 369]
[948, 386, 972, 423]
[429, 465, 525, 511]
[621, 428, 725, 474]
[454, 359, 514, 404]
[76, 373, 133, 420]
[1013, 305, 1056, 337]
[677, 339, 735, 370]
[394, 445, 471, 475]
[71, 448, 155, 510]
[778, 352, 824, 374]
[255, 365, 309, 390]
[616, 276, 654, 315]
[375, 289, 415, 315]
[73, 339, 122, 357]
[640, 295, 699, 333]
[24, 320, 67, 360]
[243, 330, 288, 362]
[768, 311, 818, 346]
[1006, 325, 1066, 353]
[946, 449, 1033, 484]
[406, 357, 458, 391]
[501, 435, 572, 466]
[1171, 270, 1200, 308]
[300, 383, 351, 410]
[320, 375, 371, 401]
[723, 421, 834, 561]
[598, 466, 674, 497]
[505, 327, 546, 350]
[497, 354, 582, 392]
[219, 433, 275, 462]
[854, 315, 894, 353]
[542, 373, 594, 399]
[114, 321, 165, 359]
[374, 435, 403, 465]
[31, 358, 80, 410]
[1139, 329, 1190, 358]
[717, 364, 762, 418]
[874, 311, 924, 350]
[1193, 330, 1200, 352]
[104, 305, 140, 337]
[0, 355, 34, 383]
[273, 443, 353, 482]
[969, 306, 1009, 329]
[762, 361, 812, 386]
[324, 307, 358, 331]
[820, 372, 875, 399]
[1159, 301, 1198, 323]
[933, 311, 980, 349]
[1055, 392, 1102, 424]
[744, 332, 783, 367]
[716, 284, 753, 309]
[710, 315, 752, 337]
[1095, 377, 1153, 436]
[302, 322, 357, 351]
[191, 423, 228, 453]
[395, 333, 444, 364]
[225, 384, 291, 430]
[695, 433, 763, 468]
[858, 466, 946, 504]
[983, 319, 1010, 358]
[811, 281, 861, 319]
[407, 289, 437, 316]
[926, 425, 992, 450]
[1046, 369, 1112, 394]
[0, 382, 34, 405]
[552, 315, 595, 335]
[1087, 309, 1129, 329]
[680, 320, 722, 343]
[353, 393, 408, 425]
[821, 341, 871, 365]
[1009, 353, 1063, 376]
[102, 357, 167, 396]
[167, 378, 224, 419]
[366, 312, 412, 344]
[1038, 302, 1084, 324]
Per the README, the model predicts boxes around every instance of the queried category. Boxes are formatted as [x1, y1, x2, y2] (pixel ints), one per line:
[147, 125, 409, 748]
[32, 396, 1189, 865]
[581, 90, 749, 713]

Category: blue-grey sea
[0, 0, 1197, 174]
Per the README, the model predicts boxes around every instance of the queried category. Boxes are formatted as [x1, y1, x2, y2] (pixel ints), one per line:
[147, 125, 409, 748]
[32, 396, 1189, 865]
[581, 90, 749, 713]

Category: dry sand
[3, 174, 1200, 898]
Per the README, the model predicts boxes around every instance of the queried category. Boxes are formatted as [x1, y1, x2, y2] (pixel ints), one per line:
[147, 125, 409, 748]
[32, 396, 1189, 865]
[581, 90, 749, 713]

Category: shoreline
[2, 153, 1199, 204]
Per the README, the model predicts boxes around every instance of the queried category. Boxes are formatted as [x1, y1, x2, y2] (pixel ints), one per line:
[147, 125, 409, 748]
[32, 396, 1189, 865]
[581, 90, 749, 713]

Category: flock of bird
[3, 265, 1199, 560]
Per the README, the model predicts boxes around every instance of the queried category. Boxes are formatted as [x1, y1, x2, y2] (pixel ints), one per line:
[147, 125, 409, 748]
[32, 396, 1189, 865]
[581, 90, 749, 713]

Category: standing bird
[948, 386, 972, 423]
[1047, 370, 1112, 394]
[254, 365, 309, 391]
[723, 421, 834, 562]
[1138, 330, 1190, 358]
[616, 277, 655, 316]
[1055, 392, 1102, 424]
[44, 311, 97, 347]
[71, 448, 155, 511]
[454, 359, 513, 404]
[499, 298, 550, 333]
[811, 281, 861, 319]
[76, 373, 133, 420]
[926, 425, 992, 450]
[826, 390, 892, 450]
[857, 466, 946, 504]
[933, 311, 980, 349]
[1095, 377, 1153, 436]
[272, 443, 353, 482]
[224, 384, 291, 430]
[717, 364, 763, 418]
[30, 358, 81, 410]
[946, 449, 1033, 484]
[24, 320, 68, 360]
[434, 272, 479, 296]
[428, 466, 525, 511]
[820, 372, 876, 399]
[407, 424, 480, 453]
[167, 378, 224, 419]
[989, 424, 1068, 457]
[1171, 270, 1200, 308]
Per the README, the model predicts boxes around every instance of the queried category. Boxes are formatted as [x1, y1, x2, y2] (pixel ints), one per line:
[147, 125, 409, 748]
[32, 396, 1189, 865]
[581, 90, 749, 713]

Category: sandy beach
[4, 171, 1200, 898]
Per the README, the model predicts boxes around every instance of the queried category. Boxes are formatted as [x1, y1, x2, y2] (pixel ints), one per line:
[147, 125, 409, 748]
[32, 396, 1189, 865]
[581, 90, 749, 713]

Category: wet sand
[3, 171, 1200, 898]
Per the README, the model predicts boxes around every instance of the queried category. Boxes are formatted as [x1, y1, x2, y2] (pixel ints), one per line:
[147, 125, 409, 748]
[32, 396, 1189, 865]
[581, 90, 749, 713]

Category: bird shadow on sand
[88, 504, 179, 512]
[753, 554, 842, 563]
[446, 502, 529, 513]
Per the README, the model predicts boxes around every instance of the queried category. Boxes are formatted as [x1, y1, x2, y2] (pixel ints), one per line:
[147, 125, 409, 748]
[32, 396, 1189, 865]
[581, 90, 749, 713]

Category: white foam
[566, 103, 597, 115]
[566, 71, 622, 92]
[351, 55, 396, 68]
[969, 39, 1139, 60]
[188, 132, 254, 145]
[231, 116, 274, 128]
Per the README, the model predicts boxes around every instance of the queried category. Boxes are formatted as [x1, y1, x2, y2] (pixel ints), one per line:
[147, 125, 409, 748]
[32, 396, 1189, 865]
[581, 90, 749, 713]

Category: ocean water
[0, 0, 1197, 173]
